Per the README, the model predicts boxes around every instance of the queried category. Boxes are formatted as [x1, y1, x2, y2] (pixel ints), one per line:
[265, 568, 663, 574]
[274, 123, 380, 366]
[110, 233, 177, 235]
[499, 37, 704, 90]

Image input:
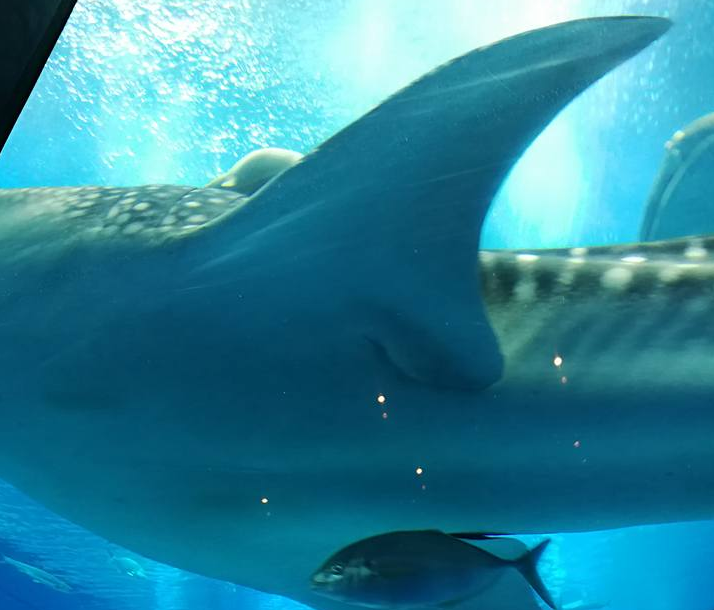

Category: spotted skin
[0, 185, 245, 250]
[480, 237, 714, 387]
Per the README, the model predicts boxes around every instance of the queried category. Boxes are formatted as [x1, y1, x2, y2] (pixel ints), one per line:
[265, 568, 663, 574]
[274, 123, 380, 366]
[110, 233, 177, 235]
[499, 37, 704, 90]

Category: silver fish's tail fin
[515, 539, 556, 609]
[197, 16, 671, 393]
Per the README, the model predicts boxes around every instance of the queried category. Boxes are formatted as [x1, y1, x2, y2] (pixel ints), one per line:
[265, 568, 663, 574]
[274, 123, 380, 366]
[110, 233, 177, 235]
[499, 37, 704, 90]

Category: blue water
[1, 0, 713, 609]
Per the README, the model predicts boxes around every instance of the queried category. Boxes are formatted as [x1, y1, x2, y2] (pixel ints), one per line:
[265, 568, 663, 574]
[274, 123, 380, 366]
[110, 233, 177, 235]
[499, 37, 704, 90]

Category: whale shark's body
[0, 14, 701, 610]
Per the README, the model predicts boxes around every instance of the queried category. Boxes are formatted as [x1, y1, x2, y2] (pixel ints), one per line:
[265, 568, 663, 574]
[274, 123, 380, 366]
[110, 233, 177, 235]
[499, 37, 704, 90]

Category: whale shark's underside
[1, 13, 708, 610]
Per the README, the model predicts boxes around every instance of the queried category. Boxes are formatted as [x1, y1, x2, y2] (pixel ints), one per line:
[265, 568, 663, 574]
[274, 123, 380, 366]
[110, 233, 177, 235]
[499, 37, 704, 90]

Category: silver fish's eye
[330, 563, 344, 575]
[311, 564, 345, 586]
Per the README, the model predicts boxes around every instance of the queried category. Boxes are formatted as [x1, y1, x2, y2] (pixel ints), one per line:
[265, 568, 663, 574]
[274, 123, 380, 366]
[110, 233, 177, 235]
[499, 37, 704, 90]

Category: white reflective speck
[621, 255, 647, 264]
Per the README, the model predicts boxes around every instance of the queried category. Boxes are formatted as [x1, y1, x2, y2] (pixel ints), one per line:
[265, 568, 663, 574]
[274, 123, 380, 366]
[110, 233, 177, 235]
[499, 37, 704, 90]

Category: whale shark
[0, 14, 697, 610]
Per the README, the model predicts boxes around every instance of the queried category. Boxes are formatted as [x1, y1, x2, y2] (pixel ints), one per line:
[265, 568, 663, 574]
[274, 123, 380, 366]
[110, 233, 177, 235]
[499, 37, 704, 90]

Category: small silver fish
[310, 530, 554, 609]
[106, 549, 147, 578]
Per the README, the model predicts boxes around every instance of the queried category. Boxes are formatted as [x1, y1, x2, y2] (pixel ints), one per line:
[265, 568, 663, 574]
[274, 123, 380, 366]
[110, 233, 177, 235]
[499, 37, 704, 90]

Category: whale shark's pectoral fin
[0, 0, 78, 154]
[640, 112, 714, 240]
[200, 17, 670, 392]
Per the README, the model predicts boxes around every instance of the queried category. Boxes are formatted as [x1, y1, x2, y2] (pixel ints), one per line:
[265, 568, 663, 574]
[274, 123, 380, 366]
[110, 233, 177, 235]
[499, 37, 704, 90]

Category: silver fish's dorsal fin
[640, 112, 714, 241]
[196, 17, 670, 391]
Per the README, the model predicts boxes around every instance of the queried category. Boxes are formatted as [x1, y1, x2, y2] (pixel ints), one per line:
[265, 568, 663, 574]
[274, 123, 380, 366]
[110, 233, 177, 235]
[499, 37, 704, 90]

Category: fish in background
[640, 112, 714, 240]
[0, 554, 72, 593]
[311, 531, 555, 609]
[106, 548, 148, 578]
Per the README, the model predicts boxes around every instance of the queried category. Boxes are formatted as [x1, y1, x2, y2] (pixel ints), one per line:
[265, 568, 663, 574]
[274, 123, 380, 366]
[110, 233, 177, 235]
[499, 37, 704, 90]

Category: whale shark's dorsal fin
[0, 0, 78, 154]
[194, 17, 670, 391]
